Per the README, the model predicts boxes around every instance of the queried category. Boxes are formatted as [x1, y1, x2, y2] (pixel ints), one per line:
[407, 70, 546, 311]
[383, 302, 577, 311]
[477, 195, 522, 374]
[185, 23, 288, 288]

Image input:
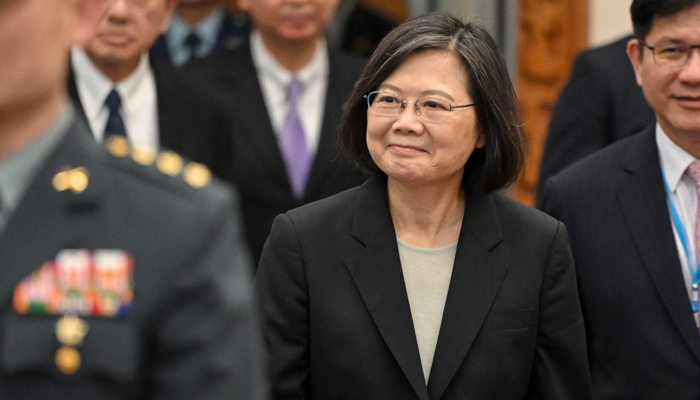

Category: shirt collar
[167, 7, 226, 55]
[71, 48, 151, 115]
[657, 123, 696, 193]
[250, 29, 329, 91]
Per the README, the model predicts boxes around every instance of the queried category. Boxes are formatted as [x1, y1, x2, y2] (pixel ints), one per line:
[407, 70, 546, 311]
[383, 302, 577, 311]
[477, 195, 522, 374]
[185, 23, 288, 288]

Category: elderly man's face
[239, 0, 339, 44]
[84, 0, 176, 77]
[629, 3, 700, 147]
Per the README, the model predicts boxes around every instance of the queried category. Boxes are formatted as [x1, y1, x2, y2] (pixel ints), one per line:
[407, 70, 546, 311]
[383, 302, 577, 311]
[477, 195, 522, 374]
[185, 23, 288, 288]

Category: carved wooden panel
[359, 0, 409, 22]
[512, 0, 588, 206]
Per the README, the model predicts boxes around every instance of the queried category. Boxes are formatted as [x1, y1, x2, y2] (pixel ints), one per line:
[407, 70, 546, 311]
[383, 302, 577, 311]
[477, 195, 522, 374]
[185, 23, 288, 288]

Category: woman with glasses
[255, 13, 593, 400]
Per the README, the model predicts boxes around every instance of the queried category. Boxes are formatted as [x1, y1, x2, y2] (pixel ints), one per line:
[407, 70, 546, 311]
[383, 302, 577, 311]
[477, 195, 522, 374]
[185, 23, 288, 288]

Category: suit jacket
[537, 35, 655, 205]
[184, 40, 368, 266]
[540, 125, 700, 399]
[68, 59, 235, 182]
[255, 176, 592, 400]
[0, 112, 264, 399]
[339, 3, 397, 58]
[150, 11, 252, 65]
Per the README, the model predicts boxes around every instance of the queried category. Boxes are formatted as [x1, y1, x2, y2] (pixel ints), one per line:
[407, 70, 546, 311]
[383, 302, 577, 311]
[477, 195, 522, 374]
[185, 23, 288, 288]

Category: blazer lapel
[616, 127, 700, 364]
[345, 177, 430, 400]
[0, 120, 104, 307]
[427, 192, 507, 400]
[67, 66, 91, 131]
[230, 43, 292, 196]
[303, 49, 352, 201]
[152, 61, 180, 151]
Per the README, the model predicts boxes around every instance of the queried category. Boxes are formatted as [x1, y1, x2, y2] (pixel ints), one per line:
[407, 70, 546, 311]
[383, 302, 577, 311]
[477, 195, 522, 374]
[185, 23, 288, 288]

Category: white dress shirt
[250, 30, 328, 156]
[657, 124, 698, 299]
[71, 48, 160, 149]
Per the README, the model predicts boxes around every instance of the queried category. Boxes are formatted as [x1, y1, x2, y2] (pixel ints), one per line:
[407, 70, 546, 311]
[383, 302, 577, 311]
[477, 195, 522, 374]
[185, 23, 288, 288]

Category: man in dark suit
[326, 0, 397, 58]
[0, 0, 264, 398]
[537, 35, 655, 204]
[150, 0, 251, 66]
[186, 0, 367, 266]
[69, 0, 234, 181]
[540, 0, 700, 397]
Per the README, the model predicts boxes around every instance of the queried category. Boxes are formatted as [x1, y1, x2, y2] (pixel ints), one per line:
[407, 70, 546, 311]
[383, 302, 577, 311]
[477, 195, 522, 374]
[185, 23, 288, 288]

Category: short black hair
[339, 13, 524, 194]
[631, 0, 700, 39]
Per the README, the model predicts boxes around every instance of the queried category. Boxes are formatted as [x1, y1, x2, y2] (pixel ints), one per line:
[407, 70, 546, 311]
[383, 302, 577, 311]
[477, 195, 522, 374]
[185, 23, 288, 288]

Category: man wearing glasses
[541, 0, 700, 397]
[0, 0, 264, 398]
[69, 0, 234, 182]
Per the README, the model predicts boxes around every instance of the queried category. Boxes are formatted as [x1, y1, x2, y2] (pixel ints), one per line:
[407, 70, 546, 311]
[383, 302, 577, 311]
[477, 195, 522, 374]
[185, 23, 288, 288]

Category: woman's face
[366, 49, 484, 188]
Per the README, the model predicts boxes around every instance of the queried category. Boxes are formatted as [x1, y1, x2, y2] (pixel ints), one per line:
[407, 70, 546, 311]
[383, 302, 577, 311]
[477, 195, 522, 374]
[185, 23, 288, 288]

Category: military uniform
[0, 108, 264, 400]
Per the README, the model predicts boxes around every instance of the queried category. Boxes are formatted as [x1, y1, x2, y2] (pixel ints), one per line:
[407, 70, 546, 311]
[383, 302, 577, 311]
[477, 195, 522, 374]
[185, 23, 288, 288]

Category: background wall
[589, 0, 633, 46]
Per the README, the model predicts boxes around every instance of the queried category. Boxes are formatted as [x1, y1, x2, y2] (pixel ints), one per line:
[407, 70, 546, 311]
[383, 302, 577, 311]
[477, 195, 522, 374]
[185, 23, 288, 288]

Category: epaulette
[104, 136, 213, 189]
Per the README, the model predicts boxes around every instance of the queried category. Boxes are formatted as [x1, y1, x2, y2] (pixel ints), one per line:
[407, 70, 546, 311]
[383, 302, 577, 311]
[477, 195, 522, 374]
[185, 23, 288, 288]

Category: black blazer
[0, 114, 264, 399]
[68, 60, 235, 182]
[255, 176, 593, 400]
[184, 40, 368, 266]
[540, 126, 700, 398]
[537, 35, 655, 205]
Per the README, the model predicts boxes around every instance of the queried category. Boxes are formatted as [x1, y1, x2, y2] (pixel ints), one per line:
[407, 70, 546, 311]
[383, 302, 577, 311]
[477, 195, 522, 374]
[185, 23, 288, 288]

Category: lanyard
[662, 171, 700, 315]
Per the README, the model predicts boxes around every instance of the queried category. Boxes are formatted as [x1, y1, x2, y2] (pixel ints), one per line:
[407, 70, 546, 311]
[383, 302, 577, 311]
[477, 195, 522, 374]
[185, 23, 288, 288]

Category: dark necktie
[104, 89, 127, 139]
[184, 32, 202, 61]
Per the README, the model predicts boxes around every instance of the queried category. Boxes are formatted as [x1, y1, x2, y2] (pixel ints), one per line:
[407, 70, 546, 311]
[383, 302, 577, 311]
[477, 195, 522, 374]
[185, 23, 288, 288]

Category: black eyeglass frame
[638, 38, 700, 67]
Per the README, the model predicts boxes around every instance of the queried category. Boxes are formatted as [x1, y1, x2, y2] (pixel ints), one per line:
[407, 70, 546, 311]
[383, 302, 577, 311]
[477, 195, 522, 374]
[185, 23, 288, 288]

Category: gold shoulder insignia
[131, 146, 157, 166]
[107, 136, 130, 158]
[53, 167, 89, 194]
[156, 151, 184, 176]
[183, 162, 212, 188]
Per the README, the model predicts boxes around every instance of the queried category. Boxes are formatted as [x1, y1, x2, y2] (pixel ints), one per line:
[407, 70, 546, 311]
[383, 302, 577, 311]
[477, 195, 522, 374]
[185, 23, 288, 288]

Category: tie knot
[184, 32, 201, 50]
[105, 89, 122, 112]
[287, 78, 303, 102]
[687, 160, 700, 185]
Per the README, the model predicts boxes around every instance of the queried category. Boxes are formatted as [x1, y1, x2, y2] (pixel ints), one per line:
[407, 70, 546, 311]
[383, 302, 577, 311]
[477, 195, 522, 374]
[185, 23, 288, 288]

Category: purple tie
[686, 160, 700, 332]
[686, 160, 700, 266]
[280, 78, 311, 198]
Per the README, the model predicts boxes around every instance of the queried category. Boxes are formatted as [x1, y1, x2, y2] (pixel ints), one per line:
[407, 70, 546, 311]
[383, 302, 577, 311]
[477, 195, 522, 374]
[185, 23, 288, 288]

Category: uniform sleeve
[254, 214, 310, 400]
[537, 51, 612, 204]
[150, 192, 266, 400]
[528, 221, 593, 399]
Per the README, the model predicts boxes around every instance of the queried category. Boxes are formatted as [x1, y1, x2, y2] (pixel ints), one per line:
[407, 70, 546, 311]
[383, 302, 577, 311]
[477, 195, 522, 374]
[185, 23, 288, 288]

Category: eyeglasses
[364, 91, 475, 123]
[638, 39, 700, 67]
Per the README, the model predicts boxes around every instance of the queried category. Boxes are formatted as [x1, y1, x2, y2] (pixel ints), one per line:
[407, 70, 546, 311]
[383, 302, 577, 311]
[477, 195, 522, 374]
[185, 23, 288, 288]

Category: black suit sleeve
[151, 192, 266, 400]
[528, 221, 592, 400]
[254, 214, 310, 400]
[537, 52, 613, 204]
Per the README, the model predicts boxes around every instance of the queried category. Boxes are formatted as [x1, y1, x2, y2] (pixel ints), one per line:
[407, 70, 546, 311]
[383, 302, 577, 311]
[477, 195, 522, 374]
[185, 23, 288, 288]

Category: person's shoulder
[98, 137, 236, 214]
[178, 39, 251, 88]
[558, 127, 647, 177]
[576, 35, 634, 74]
[491, 192, 560, 234]
[329, 48, 367, 77]
[579, 35, 632, 63]
[542, 126, 653, 202]
[287, 184, 362, 222]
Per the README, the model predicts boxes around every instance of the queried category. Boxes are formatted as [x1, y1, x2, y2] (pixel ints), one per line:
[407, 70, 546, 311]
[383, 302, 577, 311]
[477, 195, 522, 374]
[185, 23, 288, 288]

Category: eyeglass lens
[367, 92, 454, 122]
[651, 43, 700, 67]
